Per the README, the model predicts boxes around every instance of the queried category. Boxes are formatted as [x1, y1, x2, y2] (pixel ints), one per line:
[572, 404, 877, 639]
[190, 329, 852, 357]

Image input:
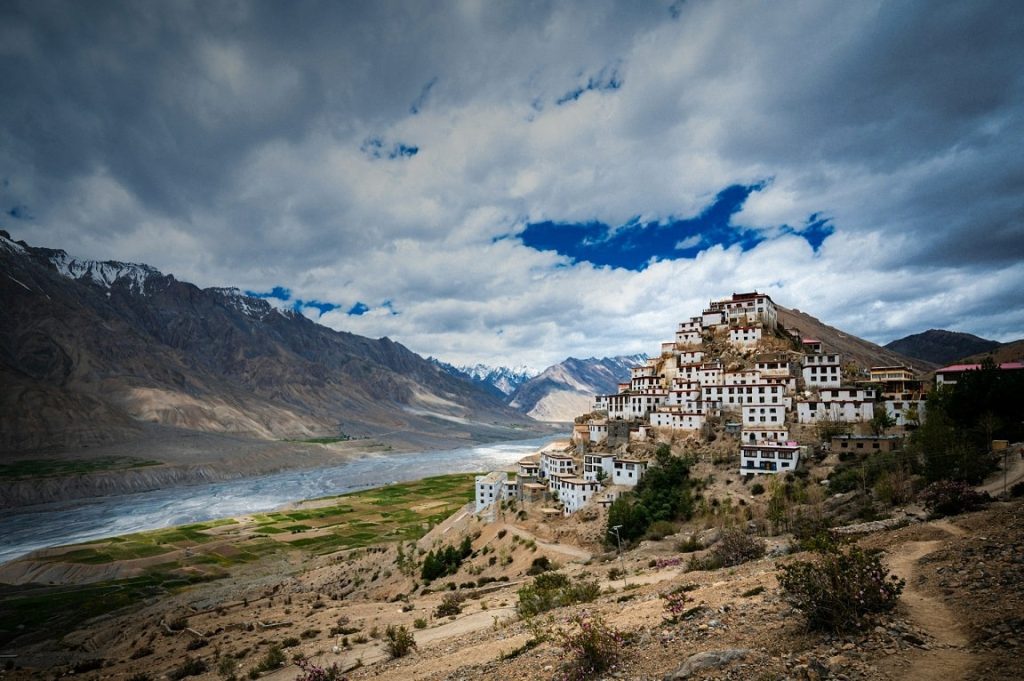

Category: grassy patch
[5, 473, 477, 647]
[0, 457, 161, 480]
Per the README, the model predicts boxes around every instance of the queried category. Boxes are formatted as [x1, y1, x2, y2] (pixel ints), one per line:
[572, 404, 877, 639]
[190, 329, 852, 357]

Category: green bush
[434, 592, 464, 617]
[516, 572, 600, 617]
[254, 645, 285, 673]
[750, 482, 765, 495]
[384, 625, 417, 658]
[778, 544, 905, 633]
[557, 612, 625, 680]
[413, 617, 427, 629]
[644, 520, 677, 541]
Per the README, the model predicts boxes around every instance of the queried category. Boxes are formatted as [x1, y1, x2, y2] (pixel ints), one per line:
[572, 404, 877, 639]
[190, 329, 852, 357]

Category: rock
[663, 648, 752, 679]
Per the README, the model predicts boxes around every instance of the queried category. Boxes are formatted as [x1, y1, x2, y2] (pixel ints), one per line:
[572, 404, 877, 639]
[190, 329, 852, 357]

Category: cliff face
[0, 233, 534, 454]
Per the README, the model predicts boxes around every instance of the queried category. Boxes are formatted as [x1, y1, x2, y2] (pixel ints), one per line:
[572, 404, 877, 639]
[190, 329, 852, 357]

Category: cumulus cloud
[1, 0, 1022, 369]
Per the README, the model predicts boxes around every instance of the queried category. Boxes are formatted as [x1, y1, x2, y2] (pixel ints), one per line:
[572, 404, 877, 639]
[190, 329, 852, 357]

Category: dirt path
[883, 520, 973, 681]
[978, 449, 1024, 495]
[506, 526, 591, 562]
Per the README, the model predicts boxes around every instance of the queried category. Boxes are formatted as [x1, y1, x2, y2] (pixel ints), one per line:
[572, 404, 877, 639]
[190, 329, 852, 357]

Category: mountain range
[508, 354, 647, 422]
[883, 329, 1002, 366]
[0, 232, 535, 455]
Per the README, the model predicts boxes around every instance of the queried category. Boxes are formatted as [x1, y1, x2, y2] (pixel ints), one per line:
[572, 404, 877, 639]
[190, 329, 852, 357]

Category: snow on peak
[48, 250, 161, 294]
[208, 287, 277, 320]
[0, 233, 28, 255]
[457, 363, 537, 395]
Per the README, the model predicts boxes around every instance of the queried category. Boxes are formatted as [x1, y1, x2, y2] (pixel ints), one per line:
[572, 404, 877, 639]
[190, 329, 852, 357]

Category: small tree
[779, 544, 904, 632]
[384, 625, 417, 658]
[870, 405, 896, 436]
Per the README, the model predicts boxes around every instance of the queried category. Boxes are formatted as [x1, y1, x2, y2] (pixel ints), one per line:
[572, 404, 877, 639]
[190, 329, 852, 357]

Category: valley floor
[1, 494, 1021, 681]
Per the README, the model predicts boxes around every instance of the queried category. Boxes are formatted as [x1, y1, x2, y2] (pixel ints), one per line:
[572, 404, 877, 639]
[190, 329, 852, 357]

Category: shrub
[281, 636, 300, 648]
[293, 658, 345, 681]
[557, 612, 625, 680]
[918, 480, 990, 517]
[128, 674, 153, 681]
[711, 528, 766, 567]
[778, 544, 905, 633]
[750, 482, 765, 496]
[674, 534, 701, 553]
[527, 555, 553, 575]
[185, 637, 208, 651]
[300, 628, 320, 640]
[217, 655, 237, 681]
[644, 520, 677, 541]
[254, 645, 285, 672]
[661, 590, 689, 623]
[130, 646, 154, 659]
[517, 572, 599, 617]
[169, 657, 208, 680]
[413, 617, 427, 629]
[384, 625, 417, 658]
[434, 592, 465, 617]
[1011, 481, 1024, 498]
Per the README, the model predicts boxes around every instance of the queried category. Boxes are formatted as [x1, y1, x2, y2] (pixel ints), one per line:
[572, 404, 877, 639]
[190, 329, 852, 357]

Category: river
[0, 435, 559, 565]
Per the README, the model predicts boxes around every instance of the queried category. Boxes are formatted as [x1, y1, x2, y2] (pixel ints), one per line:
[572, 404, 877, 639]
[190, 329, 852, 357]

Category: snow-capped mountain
[456, 363, 537, 396]
[509, 354, 648, 422]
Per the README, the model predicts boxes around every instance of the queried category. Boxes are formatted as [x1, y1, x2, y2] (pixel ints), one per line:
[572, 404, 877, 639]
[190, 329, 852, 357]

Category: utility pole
[609, 524, 627, 587]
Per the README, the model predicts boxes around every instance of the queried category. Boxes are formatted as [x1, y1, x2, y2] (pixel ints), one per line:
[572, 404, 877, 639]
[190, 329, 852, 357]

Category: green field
[0, 473, 478, 646]
[0, 456, 162, 480]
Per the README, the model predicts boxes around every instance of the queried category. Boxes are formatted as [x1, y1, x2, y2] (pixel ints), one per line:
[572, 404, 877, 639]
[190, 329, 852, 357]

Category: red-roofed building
[935, 362, 1024, 387]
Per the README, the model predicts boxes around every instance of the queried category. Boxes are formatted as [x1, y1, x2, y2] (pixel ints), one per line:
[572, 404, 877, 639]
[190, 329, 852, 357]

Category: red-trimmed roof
[936, 362, 1024, 374]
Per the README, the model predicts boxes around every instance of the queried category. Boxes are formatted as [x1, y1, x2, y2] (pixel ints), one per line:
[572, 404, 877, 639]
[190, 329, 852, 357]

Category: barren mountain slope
[778, 306, 937, 372]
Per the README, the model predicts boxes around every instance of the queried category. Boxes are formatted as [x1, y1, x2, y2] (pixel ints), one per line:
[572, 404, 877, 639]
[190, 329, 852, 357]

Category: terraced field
[0, 473, 478, 646]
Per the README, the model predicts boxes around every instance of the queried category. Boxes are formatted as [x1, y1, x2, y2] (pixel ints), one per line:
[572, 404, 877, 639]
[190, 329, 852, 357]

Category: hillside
[884, 329, 1001, 365]
[509, 354, 645, 422]
[958, 338, 1024, 365]
[0, 232, 537, 456]
[777, 306, 937, 372]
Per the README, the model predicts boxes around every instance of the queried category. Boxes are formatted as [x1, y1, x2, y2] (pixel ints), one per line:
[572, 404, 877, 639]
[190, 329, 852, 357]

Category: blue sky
[1, 1, 1022, 369]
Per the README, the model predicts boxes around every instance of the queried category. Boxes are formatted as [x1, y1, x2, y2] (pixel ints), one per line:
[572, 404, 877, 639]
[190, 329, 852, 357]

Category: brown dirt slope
[778, 306, 937, 372]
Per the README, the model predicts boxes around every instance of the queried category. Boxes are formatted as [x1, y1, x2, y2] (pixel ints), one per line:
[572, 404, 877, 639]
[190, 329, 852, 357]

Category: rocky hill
[0, 232, 536, 454]
[884, 329, 1001, 365]
[509, 354, 646, 422]
[777, 306, 936, 372]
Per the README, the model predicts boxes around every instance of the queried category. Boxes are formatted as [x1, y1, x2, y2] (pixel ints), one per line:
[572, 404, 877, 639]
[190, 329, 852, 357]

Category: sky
[2, 0, 1022, 370]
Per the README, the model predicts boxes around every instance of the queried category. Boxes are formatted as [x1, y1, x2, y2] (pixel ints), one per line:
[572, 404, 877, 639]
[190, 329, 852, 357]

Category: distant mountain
[777, 306, 937, 372]
[509, 354, 647, 422]
[430, 360, 536, 397]
[883, 329, 1002, 366]
[458, 364, 536, 396]
[0, 232, 534, 453]
[958, 338, 1024, 365]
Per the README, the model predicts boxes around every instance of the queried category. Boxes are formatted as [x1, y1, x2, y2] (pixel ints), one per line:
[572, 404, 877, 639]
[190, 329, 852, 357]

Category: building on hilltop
[706, 291, 778, 331]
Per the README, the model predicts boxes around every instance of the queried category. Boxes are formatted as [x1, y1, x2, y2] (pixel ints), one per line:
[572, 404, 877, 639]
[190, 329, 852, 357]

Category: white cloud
[3, 0, 1022, 369]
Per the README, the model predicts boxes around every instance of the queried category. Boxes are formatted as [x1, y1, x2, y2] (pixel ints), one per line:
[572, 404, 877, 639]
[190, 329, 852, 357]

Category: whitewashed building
[557, 477, 601, 515]
[588, 420, 609, 444]
[612, 458, 647, 486]
[884, 399, 927, 427]
[729, 326, 762, 347]
[740, 442, 801, 474]
[475, 471, 510, 512]
[583, 452, 616, 481]
[540, 450, 576, 479]
[802, 353, 842, 388]
[797, 387, 876, 424]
